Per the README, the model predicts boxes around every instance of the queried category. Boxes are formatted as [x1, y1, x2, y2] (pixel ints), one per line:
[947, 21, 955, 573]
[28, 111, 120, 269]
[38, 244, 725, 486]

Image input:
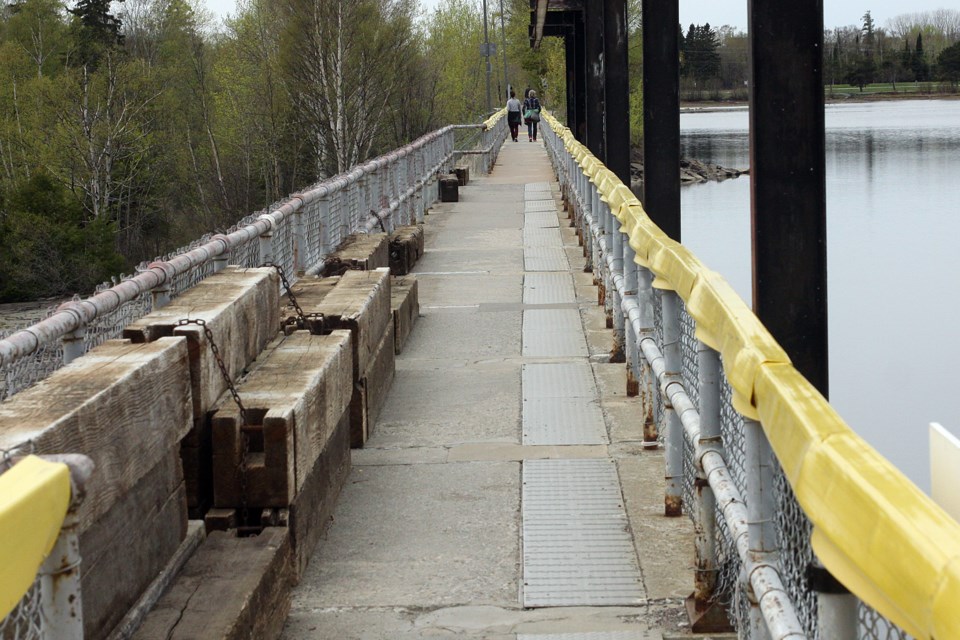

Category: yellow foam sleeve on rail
[482, 107, 506, 130]
[0, 455, 71, 619]
[544, 107, 960, 638]
[755, 364, 960, 640]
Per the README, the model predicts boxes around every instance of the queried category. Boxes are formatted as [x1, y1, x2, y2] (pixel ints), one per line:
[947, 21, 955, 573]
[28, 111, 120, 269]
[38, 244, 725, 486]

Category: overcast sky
[203, 0, 960, 32]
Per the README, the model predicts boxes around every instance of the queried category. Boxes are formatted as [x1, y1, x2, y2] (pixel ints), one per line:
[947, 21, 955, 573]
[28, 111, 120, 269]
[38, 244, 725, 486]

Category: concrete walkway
[281, 139, 699, 639]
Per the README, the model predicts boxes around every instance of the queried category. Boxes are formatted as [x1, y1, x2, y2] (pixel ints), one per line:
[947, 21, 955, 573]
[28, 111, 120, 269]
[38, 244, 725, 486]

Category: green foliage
[937, 41, 960, 84]
[681, 23, 721, 81]
[69, 0, 125, 68]
[0, 172, 125, 301]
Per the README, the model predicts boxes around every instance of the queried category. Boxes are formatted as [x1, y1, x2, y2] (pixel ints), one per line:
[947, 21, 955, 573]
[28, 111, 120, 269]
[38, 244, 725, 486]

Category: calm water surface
[680, 100, 960, 492]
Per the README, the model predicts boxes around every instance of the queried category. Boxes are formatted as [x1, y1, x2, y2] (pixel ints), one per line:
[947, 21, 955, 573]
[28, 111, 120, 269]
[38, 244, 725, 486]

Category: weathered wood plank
[388, 225, 424, 276]
[365, 322, 396, 434]
[289, 409, 351, 579]
[123, 267, 280, 418]
[132, 528, 292, 640]
[314, 268, 391, 381]
[280, 276, 339, 329]
[390, 276, 420, 355]
[0, 338, 192, 531]
[123, 267, 280, 510]
[82, 452, 186, 638]
[320, 233, 389, 276]
[210, 331, 353, 509]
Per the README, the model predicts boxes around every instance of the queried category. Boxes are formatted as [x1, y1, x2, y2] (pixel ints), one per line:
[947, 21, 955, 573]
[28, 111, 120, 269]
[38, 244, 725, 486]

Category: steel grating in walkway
[522, 309, 588, 357]
[521, 459, 645, 607]
[523, 226, 564, 247]
[524, 211, 561, 228]
[524, 199, 559, 213]
[524, 248, 570, 272]
[523, 273, 576, 305]
[525, 181, 554, 194]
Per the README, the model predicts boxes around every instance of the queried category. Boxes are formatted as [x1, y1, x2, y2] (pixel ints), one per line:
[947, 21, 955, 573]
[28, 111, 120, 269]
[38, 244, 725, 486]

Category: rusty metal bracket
[263, 262, 325, 334]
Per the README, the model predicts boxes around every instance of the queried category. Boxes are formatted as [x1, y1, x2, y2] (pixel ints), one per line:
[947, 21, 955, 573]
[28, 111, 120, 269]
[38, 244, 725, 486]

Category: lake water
[680, 99, 960, 492]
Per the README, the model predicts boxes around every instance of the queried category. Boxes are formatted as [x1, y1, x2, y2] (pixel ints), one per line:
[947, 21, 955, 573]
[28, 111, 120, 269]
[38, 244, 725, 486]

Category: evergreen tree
[913, 32, 930, 81]
[69, 0, 124, 67]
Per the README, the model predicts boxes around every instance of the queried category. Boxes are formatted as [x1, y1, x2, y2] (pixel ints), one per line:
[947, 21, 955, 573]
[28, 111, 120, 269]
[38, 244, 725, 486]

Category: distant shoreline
[681, 91, 960, 113]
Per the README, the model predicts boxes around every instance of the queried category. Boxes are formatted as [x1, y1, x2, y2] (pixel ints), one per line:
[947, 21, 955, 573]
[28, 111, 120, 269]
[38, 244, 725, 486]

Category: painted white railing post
[636, 266, 659, 447]
[662, 290, 683, 517]
[623, 240, 640, 397]
[610, 203, 625, 362]
[319, 197, 333, 257]
[746, 417, 779, 640]
[61, 327, 86, 366]
[293, 204, 306, 274]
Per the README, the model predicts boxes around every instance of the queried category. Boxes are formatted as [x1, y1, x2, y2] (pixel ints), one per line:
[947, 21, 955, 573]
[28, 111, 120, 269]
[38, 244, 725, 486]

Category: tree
[69, 0, 125, 68]
[281, 0, 420, 177]
[846, 54, 876, 90]
[913, 31, 930, 81]
[0, 171, 124, 300]
[937, 40, 960, 85]
[682, 23, 721, 81]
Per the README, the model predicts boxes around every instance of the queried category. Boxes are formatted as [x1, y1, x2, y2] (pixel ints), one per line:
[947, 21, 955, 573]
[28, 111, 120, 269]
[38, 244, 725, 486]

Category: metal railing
[539, 111, 960, 640]
[0, 453, 93, 640]
[0, 115, 508, 402]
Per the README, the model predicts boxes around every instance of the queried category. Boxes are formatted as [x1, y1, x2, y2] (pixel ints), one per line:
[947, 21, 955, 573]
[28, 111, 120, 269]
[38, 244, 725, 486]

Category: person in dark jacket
[523, 91, 541, 142]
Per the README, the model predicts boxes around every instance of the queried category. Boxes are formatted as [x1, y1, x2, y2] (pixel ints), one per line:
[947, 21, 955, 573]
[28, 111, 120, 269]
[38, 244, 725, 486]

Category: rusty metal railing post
[610, 203, 625, 362]
[662, 290, 683, 516]
[623, 240, 639, 396]
[637, 266, 658, 447]
[688, 341, 724, 628]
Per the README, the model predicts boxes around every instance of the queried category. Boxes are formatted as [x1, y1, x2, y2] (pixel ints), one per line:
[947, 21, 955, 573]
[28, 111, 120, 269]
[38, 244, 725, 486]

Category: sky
[203, 0, 960, 32]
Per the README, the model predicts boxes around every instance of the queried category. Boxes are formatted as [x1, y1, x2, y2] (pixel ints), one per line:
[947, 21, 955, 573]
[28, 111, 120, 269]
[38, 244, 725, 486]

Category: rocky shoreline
[629, 154, 749, 194]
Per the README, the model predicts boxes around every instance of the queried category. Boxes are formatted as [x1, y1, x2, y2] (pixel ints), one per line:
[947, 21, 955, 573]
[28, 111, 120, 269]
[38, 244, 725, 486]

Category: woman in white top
[506, 90, 523, 142]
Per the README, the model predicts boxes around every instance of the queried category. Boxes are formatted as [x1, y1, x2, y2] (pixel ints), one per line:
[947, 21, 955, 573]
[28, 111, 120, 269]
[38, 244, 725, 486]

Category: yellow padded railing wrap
[0, 455, 71, 619]
[543, 110, 960, 640]
[482, 107, 507, 130]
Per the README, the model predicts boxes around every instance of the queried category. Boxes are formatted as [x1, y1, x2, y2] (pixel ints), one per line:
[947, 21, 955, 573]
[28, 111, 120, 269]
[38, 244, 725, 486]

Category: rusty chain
[262, 262, 325, 332]
[176, 318, 251, 524]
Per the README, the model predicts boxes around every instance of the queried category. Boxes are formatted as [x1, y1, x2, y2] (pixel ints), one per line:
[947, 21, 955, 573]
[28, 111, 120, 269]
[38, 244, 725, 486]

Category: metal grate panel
[524, 211, 561, 228]
[522, 459, 645, 607]
[522, 362, 596, 398]
[523, 309, 588, 357]
[524, 227, 564, 247]
[525, 200, 559, 213]
[524, 273, 576, 305]
[522, 398, 608, 445]
[524, 248, 569, 272]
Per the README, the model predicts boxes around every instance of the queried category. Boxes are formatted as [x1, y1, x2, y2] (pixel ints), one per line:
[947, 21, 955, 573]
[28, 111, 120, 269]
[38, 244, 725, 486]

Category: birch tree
[282, 0, 418, 177]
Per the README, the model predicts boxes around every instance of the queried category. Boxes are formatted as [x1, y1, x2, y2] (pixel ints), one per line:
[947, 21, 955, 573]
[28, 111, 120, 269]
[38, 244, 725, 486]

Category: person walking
[523, 90, 541, 142]
[506, 90, 523, 142]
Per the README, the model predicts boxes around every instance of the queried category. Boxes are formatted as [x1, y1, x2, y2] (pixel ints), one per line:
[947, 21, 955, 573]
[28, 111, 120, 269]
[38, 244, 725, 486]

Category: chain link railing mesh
[0, 580, 43, 640]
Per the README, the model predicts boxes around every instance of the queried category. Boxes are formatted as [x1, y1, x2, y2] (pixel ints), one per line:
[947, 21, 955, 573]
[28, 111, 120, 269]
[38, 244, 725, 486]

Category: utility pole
[483, 0, 492, 112]
[499, 0, 508, 100]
